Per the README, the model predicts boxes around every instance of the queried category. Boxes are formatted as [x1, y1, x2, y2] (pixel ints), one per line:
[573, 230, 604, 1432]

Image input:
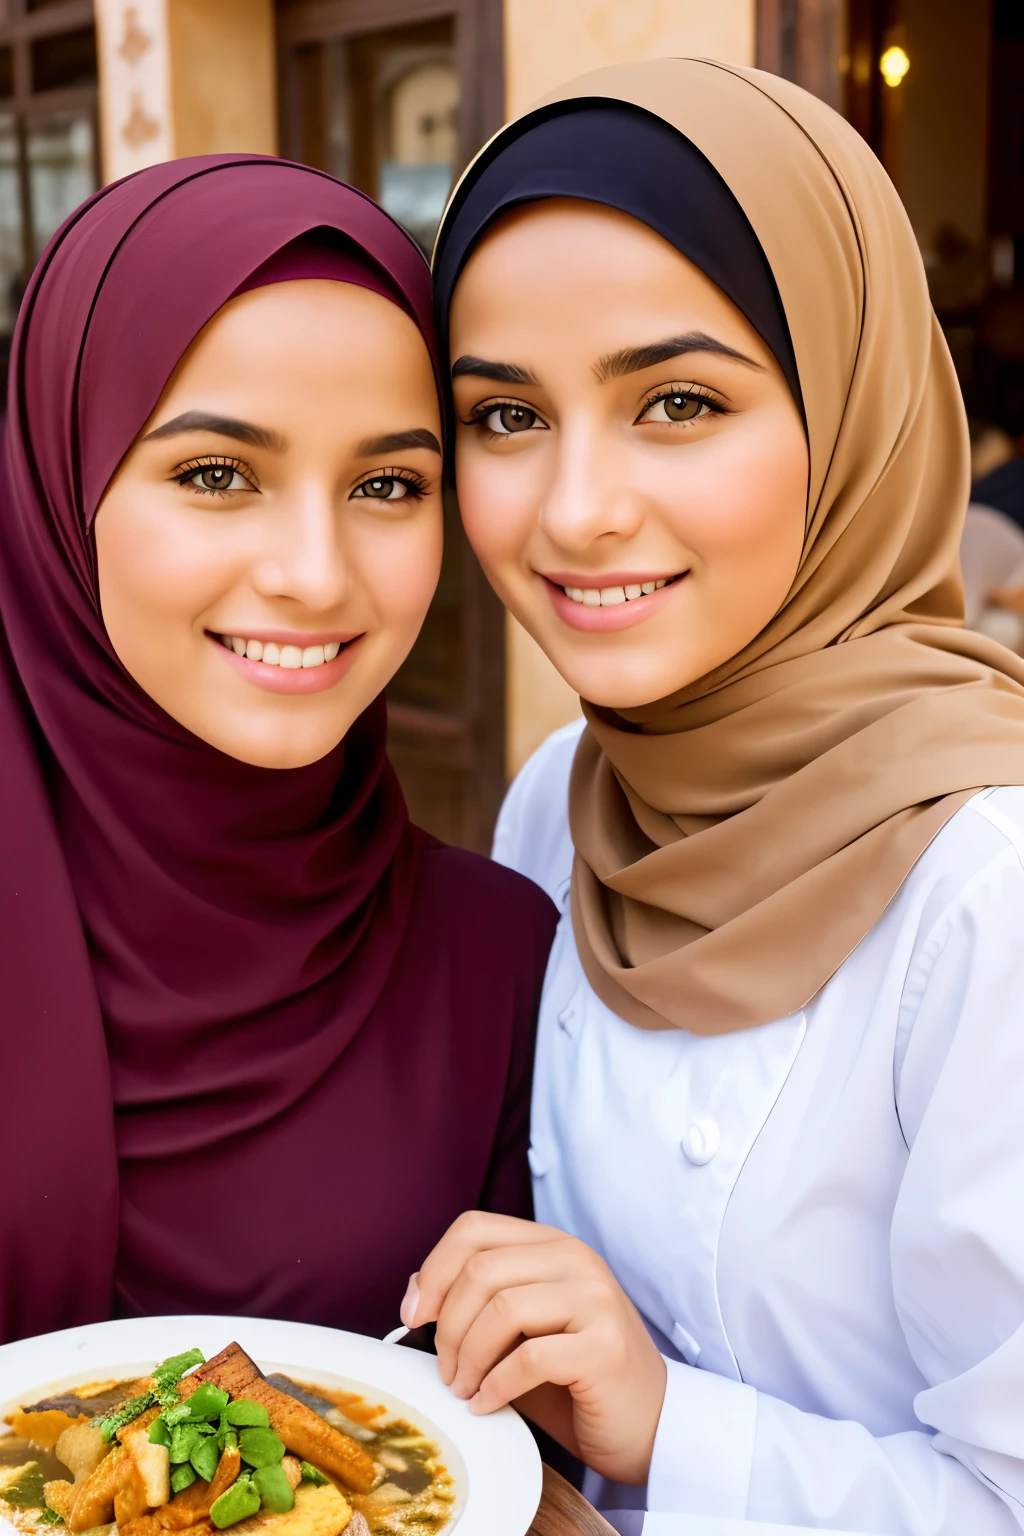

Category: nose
[538, 413, 646, 554]
[251, 481, 352, 613]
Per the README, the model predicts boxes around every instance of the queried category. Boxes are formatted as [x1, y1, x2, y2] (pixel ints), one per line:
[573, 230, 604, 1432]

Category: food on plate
[2, 1344, 454, 1536]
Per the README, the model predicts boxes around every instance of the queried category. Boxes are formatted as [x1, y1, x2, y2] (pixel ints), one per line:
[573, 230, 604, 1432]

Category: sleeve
[645, 833, 1024, 1535]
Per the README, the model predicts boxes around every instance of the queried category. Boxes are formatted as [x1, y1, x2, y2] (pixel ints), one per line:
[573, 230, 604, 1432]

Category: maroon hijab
[0, 155, 513, 1342]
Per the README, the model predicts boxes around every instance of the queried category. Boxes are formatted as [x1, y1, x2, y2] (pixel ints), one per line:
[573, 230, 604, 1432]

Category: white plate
[0, 1314, 542, 1536]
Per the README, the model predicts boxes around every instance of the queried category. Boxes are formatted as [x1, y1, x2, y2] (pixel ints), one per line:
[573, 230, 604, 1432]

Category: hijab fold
[0, 156, 437, 1340]
[436, 63, 1024, 1034]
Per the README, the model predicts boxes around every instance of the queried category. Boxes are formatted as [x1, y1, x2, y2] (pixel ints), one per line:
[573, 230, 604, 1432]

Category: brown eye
[663, 393, 703, 422]
[199, 466, 234, 490]
[484, 403, 539, 434]
[179, 462, 251, 494]
[353, 476, 410, 501]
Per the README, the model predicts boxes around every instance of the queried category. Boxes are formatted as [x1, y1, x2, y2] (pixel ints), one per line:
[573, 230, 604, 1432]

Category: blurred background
[0, 0, 1018, 849]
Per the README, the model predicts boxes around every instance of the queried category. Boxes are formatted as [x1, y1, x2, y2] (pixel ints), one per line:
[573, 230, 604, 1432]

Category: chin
[554, 655, 698, 712]
[193, 721, 347, 770]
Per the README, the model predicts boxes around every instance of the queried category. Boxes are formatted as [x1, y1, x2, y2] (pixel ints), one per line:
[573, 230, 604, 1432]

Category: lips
[543, 573, 685, 633]
[209, 630, 361, 695]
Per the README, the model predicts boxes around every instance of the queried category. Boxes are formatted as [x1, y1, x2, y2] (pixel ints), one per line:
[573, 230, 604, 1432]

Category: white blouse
[493, 719, 1024, 1535]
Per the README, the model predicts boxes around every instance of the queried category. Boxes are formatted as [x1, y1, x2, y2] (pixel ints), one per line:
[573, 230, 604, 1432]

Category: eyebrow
[451, 355, 540, 386]
[356, 428, 442, 457]
[595, 331, 763, 381]
[142, 410, 285, 451]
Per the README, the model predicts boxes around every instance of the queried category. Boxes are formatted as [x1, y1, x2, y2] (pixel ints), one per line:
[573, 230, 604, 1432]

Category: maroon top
[0, 155, 556, 1343]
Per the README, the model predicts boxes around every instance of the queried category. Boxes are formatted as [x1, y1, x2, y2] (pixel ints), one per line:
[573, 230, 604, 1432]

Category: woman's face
[95, 279, 442, 769]
[450, 200, 809, 709]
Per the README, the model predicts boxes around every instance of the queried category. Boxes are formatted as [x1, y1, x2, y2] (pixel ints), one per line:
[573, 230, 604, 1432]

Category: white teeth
[220, 634, 341, 668]
[562, 579, 675, 606]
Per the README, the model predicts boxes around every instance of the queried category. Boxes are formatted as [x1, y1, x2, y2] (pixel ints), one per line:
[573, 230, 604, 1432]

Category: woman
[0, 154, 555, 1345]
[407, 63, 1024, 1533]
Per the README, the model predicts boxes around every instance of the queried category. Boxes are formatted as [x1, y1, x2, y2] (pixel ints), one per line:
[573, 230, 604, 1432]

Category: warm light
[879, 45, 910, 88]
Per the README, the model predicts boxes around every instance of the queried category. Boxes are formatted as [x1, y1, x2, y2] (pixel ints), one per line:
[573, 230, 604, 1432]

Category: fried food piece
[186, 1348, 375, 1495]
[222, 1480, 351, 1536]
[69, 1444, 129, 1531]
[119, 1445, 242, 1536]
[56, 1423, 109, 1485]
[123, 1427, 171, 1509]
[5, 1409, 89, 1450]
[42, 1480, 77, 1523]
[114, 1463, 151, 1529]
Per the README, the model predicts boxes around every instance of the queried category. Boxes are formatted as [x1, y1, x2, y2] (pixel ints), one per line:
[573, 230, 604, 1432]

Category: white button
[681, 1117, 720, 1165]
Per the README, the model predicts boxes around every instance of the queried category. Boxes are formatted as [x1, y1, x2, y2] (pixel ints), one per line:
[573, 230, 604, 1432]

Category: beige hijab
[507, 59, 1024, 1033]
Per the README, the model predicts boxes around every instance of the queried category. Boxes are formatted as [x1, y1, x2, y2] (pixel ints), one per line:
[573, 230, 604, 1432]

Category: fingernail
[468, 1392, 484, 1415]
[400, 1273, 420, 1328]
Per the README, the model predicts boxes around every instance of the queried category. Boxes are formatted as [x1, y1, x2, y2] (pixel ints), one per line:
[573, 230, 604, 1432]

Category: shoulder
[899, 786, 1024, 938]
[491, 718, 585, 904]
[891, 789, 1024, 1131]
[416, 836, 558, 963]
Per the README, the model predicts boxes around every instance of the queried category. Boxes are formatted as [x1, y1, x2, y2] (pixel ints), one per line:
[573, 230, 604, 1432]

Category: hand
[401, 1211, 667, 1485]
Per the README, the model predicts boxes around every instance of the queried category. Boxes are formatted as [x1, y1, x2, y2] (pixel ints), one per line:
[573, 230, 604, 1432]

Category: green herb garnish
[238, 1427, 285, 1469]
[299, 1462, 328, 1487]
[37, 1508, 65, 1526]
[170, 1464, 197, 1494]
[210, 1473, 261, 1529]
[98, 1392, 157, 1443]
[223, 1401, 268, 1429]
[190, 1437, 220, 1484]
[153, 1349, 205, 1392]
[184, 1384, 229, 1423]
[253, 1465, 294, 1513]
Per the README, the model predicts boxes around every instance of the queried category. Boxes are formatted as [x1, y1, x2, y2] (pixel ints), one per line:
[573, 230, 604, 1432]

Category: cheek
[351, 509, 443, 639]
[455, 435, 541, 576]
[96, 494, 236, 644]
[656, 413, 807, 579]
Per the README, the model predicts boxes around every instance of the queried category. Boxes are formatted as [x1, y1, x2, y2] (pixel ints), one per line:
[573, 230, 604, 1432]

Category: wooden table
[528, 1465, 618, 1535]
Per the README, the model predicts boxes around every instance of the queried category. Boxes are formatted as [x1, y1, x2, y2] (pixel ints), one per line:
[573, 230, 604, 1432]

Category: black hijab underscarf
[432, 98, 802, 412]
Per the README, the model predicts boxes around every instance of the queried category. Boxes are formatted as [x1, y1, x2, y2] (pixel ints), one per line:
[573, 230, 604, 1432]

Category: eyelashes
[351, 467, 429, 501]
[173, 456, 258, 497]
[462, 382, 728, 439]
[171, 457, 430, 502]
[635, 383, 726, 426]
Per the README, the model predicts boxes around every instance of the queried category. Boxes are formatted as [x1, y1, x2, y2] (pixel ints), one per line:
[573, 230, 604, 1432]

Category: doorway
[276, 0, 507, 853]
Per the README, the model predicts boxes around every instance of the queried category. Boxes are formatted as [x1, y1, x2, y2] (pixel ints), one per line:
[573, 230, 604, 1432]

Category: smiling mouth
[215, 634, 347, 670]
[556, 575, 683, 607]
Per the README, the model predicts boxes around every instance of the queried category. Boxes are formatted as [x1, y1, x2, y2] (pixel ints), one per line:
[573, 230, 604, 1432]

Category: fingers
[434, 1237, 584, 1384]
[447, 1280, 576, 1398]
[403, 1210, 559, 1328]
[469, 1332, 590, 1416]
